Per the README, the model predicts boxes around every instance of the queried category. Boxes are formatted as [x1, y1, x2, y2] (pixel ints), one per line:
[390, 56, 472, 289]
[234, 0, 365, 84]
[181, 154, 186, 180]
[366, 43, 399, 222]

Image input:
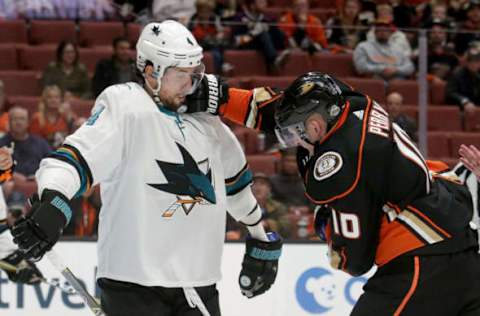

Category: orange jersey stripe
[376, 215, 424, 266]
[393, 256, 420, 316]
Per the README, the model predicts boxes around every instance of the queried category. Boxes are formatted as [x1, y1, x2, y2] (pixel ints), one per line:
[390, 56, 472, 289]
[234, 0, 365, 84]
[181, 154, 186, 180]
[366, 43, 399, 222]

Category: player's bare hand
[459, 144, 480, 181]
[0, 143, 14, 170]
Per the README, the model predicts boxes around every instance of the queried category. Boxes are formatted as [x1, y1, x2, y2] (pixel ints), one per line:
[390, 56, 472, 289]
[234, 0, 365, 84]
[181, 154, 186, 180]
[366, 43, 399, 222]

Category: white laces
[182, 287, 211, 316]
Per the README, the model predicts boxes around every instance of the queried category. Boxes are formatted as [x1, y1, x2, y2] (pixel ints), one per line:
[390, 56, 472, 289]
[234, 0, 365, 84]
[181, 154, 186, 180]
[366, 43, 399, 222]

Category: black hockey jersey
[296, 85, 477, 276]
[220, 77, 478, 277]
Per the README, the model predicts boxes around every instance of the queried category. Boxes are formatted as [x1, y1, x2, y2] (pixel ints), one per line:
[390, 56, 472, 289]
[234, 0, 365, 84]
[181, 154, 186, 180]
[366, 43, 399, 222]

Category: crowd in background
[0, 0, 479, 240]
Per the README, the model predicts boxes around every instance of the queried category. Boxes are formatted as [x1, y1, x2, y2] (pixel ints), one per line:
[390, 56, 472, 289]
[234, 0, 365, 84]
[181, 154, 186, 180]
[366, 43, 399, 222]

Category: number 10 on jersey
[331, 208, 361, 239]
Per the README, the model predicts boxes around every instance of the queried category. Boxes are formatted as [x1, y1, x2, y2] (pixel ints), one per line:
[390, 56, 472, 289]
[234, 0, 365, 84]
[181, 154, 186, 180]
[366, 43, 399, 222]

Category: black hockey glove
[239, 232, 283, 298]
[185, 74, 229, 115]
[11, 189, 71, 261]
[3, 250, 43, 284]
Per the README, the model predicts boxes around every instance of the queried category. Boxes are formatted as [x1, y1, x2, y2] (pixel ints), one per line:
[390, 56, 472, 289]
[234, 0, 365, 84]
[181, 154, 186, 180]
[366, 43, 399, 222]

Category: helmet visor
[274, 121, 308, 148]
[166, 63, 205, 96]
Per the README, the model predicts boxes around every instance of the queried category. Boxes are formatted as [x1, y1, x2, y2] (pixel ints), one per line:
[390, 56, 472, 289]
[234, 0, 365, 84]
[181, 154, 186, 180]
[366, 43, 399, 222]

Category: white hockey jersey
[37, 82, 257, 287]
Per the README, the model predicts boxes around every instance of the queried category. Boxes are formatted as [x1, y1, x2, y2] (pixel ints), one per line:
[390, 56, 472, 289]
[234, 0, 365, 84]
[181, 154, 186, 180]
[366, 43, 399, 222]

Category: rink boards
[0, 241, 373, 316]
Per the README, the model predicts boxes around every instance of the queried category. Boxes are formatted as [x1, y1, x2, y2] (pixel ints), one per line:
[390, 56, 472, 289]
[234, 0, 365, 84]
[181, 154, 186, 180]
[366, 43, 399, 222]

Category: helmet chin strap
[144, 72, 163, 104]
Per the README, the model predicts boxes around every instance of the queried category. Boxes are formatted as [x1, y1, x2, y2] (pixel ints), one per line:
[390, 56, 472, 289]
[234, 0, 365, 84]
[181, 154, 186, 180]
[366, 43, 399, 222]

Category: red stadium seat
[7, 96, 39, 115]
[0, 71, 41, 96]
[250, 76, 296, 90]
[224, 50, 268, 76]
[18, 46, 55, 71]
[246, 154, 278, 175]
[263, 7, 287, 19]
[399, 105, 417, 121]
[343, 77, 386, 103]
[78, 47, 113, 73]
[310, 8, 336, 22]
[450, 132, 480, 158]
[0, 46, 18, 70]
[311, 53, 356, 77]
[427, 132, 451, 158]
[279, 51, 311, 76]
[427, 106, 461, 131]
[29, 20, 76, 46]
[203, 51, 215, 73]
[465, 107, 480, 132]
[78, 22, 125, 47]
[0, 20, 27, 44]
[387, 80, 421, 105]
[126, 23, 142, 46]
[71, 99, 95, 118]
[430, 80, 448, 105]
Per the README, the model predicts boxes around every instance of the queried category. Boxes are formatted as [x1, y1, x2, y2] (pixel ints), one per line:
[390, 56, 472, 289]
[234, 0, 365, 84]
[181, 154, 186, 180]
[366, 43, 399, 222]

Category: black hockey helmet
[274, 72, 345, 147]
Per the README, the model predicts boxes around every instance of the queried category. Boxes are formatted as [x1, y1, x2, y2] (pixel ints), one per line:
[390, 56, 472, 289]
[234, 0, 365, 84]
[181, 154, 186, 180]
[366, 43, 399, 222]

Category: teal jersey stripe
[52, 150, 87, 198]
[226, 169, 253, 196]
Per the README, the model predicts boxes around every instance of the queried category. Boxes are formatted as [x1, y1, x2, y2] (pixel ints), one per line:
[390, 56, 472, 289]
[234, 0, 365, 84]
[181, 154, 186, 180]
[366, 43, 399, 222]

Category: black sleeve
[446, 70, 469, 108]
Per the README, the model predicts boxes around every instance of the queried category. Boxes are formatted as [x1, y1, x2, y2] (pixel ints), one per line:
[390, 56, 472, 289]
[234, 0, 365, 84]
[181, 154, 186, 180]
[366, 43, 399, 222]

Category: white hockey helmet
[136, 20, 204, 96]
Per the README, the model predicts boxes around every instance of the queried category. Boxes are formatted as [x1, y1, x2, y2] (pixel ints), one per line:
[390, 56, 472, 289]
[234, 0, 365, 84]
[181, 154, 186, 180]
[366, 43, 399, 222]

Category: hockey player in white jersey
[11, 20, 282, 316]
[0, 147, 43, 284]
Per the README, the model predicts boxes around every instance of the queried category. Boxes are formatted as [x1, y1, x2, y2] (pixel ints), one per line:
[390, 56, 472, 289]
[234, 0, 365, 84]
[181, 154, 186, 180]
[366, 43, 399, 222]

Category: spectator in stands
[455, 0, 480, 55]
[279, 0, 328, 54]
[421, 3, 455, 29]
[325, 0, 363, 52]
[366, 3, 412, 57]
[0, 0, 18, 19]
[29, 85, 74, 148]
[0, 106, 51, 182]
[41, 41, 91, 100]
[252, 173, 291, 238]
[0, 80, 10, 135]
[446, 48, 480, 113]
[151, 0, 196, 25]
[189, 0, 231, 74]
[385, 92, 417, 142]
[427, 19, 458, 82]
[353, 18, 415, 80]
[232, 0, 288, 74]
[92, 37, 136, 97]
[270, 148, 311, 207]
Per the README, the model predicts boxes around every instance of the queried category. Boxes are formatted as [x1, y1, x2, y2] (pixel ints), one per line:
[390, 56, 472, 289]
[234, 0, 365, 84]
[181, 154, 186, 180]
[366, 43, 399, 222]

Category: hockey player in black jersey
[187, 71, 480, 315]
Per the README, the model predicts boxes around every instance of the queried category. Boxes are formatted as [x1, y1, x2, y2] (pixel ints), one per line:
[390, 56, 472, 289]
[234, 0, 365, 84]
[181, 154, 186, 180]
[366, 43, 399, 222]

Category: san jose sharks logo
[148, 143, 216, 218]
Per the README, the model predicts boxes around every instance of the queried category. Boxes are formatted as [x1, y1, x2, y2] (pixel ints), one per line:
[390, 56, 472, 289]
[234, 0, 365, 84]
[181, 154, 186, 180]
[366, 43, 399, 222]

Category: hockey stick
[0, 259, 76, 294]
[46, 250, 106, 316]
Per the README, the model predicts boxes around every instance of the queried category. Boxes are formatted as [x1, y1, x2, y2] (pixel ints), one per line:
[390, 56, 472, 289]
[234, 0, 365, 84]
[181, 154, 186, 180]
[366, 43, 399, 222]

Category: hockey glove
[11, 189, 71, 261]
[3, 250, 43, 284]
[185, 74, 229, 115]
[239, 232, 283, 298]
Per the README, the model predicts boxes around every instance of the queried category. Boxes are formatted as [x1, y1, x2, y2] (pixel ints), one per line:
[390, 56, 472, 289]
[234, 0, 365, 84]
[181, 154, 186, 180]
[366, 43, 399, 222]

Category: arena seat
[428, 132, 451, 158]
[71, 99, 95, 118]
[249, 76, 296, 90]
[126, 23, 142, 46]
[0, 46, 18, 70]
[78, 22, 125, 47]
[310, 8, 336, 22]
[7, 96, 39, 115]
[203, 51, 215, 73]
[311, 53, 356, 77]
[464, 107, 480, 132]
[427, 106, 461, 131]
[18, 46, 55, 71]
[430, 80, 447, 105]
[0, 71, 40, 96]
[279, 51, 311, 76]
[0, 20, 27, 44]
[450, 132, 480, 158]
[246, 154, 278, 175]
[387, 80, 420, 105]
[343, 77, 386, 103]
[225, 50, 268, 76]
[29, 20, 76, 46]
[79, 47, 113, 73]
